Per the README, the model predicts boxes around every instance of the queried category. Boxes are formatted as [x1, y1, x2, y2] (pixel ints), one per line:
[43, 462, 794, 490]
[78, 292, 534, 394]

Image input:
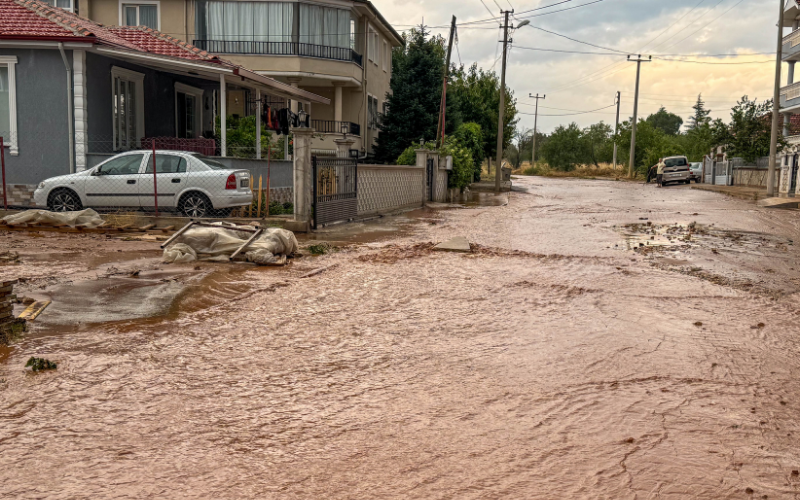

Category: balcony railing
[311, 120, 361, 136]
[785, 29, 800, 48]
[193, 40, 362, 66]
[782, 81, 800, 102]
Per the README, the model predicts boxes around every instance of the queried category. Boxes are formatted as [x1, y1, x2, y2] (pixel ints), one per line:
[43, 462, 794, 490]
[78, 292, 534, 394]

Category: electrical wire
[658, 0, 746, 52]
[638, 0, 707, 52]
[518, 103, 617, 116]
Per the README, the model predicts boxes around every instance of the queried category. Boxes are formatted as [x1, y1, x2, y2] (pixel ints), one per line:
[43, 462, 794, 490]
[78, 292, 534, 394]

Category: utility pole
[627, 55, 650, 178]
[495, 10, 511, 192]
[437, 16, 457, 147]
[768, 0, 785, 197]
[528, 93, 545, 166]
[613, 91, 620, 170]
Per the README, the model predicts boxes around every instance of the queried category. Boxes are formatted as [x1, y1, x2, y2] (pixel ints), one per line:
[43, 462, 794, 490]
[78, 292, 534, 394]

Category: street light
[516, 19, 530, 28]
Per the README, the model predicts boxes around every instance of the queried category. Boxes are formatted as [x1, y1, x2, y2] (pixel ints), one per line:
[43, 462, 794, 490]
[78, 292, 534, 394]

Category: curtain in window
[322, 8, 337, 47]
[253, 2, 269, 43]
[237, 2, 253, 49]
[300, 4, 323, 46]
[0, 67, 9, 135]
[139, 5, 158, 29]
[124, 6, 137, 26]
[207, 1, 224, 41]
[223, 2, 238, 42]
[337, 10, 350, 49]
[55, 0, 71, 9]
[268, 2, 292, 43]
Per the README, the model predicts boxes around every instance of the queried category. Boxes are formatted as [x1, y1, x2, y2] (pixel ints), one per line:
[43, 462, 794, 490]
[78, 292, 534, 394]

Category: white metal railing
[785, 29, 800, 48]
[782, 81, 800, 100]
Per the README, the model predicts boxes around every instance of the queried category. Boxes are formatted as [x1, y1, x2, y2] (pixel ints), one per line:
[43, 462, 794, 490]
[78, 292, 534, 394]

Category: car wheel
[179, 192, 212, 218]
[48, 189, 82, 212]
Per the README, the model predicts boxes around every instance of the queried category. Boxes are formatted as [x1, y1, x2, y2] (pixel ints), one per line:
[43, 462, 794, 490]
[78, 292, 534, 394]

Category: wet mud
[3, 177, 800, 498]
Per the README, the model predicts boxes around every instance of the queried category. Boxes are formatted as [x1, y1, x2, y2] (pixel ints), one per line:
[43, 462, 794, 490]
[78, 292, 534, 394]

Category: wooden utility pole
[627, 55, 650, 178]
[613, 91, 620, 169]
[437, 16, 457, 147]
[528, 93, 545, 166]
[768, 0, 785, 197]
[495, 11, 511, 192]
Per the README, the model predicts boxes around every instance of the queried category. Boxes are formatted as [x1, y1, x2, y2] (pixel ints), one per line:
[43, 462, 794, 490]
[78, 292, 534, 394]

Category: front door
[83, 153, 146, 208]
[138, 153, 190, 209]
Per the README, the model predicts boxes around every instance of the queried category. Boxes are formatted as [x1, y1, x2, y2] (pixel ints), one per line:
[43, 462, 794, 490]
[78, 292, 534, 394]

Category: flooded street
[4, 176, 800, 498]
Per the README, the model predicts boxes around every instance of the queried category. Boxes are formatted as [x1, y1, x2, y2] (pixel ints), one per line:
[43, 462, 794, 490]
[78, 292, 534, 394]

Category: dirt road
[3, 177, 800, 498]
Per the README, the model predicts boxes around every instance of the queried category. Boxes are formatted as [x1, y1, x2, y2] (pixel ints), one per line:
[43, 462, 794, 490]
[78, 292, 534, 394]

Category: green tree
[689, 94, 711, 130]
[645, 106, 684, 136]
[374, 26, 458, 163]
[615, 119, 684, 175]
[582, 122, 614, 166]
[454, 122, 484, 180]
[711, 96, 785, 162]
[540, 123, 585, 171]
[450, 63, 518, 166]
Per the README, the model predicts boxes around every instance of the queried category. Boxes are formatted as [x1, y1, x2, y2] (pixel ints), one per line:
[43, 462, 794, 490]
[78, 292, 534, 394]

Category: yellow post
[248, 180, 253, 218]
[256, 175, 263, 218]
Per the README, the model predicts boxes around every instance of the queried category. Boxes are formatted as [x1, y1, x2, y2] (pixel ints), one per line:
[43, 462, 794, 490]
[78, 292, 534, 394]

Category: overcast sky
[375, 0, 780, 134]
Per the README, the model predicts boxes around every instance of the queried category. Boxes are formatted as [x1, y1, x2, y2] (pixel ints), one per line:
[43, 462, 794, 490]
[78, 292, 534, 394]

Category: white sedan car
[34, 151, 252, 218]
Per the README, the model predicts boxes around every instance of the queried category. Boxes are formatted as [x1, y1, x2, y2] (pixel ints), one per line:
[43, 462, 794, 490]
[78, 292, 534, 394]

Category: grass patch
[517, 162, 634, 179]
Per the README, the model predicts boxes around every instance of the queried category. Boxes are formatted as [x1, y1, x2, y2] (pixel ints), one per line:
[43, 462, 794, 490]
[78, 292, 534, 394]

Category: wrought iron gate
[312, 156, 358, 227]
[426, 158, 434, 201]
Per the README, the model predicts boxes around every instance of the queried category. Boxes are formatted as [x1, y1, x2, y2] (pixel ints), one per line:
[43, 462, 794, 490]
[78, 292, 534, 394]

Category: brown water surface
[3, 177, 800, 498]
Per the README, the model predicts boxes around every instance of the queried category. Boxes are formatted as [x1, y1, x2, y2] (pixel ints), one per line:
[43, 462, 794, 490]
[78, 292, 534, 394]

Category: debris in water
[694, 321, 703, 327]
[300, 264, 339, 279]
[25, 357, 57, 372]
[434, 236, 472, 253]
[308, 242, 333, 255]
[21, 296, 35, 305]
[18, 300, 51, 321]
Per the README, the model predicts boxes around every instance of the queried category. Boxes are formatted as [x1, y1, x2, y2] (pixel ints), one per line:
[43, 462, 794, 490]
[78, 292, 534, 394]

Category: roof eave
[0, 34, 96, 43]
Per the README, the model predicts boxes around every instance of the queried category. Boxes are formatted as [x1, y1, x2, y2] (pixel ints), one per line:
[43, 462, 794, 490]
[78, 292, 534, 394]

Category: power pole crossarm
[495, 10, 511, 192]
[627, 55, 650, 178]
[528, 93, 545, 166]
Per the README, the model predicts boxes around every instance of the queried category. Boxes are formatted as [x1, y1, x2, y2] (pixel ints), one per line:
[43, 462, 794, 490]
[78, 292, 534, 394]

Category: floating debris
[25, 357, 57, 372]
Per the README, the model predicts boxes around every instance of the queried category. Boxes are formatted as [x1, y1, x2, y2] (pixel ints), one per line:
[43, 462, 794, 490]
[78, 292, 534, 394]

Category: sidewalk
[690, 184, 769, 201]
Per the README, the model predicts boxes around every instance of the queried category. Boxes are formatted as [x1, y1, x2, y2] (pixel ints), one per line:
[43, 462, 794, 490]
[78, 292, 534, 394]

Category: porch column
[292, 126, 314, 230]
[333, 82, 344, 123]
[288, 77, 301, 114]
[220, 74, 227, 157]
[255, 88, 261, 160]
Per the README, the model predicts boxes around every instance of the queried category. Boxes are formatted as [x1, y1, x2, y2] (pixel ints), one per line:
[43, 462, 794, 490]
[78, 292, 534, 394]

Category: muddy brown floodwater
[4, 177, 800, 498]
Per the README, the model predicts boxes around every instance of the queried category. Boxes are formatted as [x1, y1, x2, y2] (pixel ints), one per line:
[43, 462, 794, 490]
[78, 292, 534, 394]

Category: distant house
[0, 0, 328, 204]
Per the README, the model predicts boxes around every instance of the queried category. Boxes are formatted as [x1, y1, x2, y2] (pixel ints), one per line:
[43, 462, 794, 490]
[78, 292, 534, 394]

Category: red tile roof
[0, 0, 220, 60]
[106, 26, 221, 62]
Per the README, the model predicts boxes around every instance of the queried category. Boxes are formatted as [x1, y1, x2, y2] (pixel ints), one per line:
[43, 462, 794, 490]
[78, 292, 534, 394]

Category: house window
[42, 0, 73, 11]
[111, 67, 145, 151]
[372, 30, 379, 66]
[0, 56, 18, 156]
[175, 83, 204, 139]
[383, 41, 388, 71]
[367, 26, 375, 62]
[368, 95, 379, 130]
[122, 3, 159, 30]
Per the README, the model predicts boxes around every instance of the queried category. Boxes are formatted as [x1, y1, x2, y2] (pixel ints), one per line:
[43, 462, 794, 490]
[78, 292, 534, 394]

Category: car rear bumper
[663, 171, 690, 182]
[210, 192, 253, 208]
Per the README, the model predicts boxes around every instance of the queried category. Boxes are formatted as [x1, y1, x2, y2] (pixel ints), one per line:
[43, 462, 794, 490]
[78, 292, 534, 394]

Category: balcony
[781, 81, 800, 110]
[193, 40, 363, 66]
[783, 29, 800, 60]
[311, 120, 360, 136]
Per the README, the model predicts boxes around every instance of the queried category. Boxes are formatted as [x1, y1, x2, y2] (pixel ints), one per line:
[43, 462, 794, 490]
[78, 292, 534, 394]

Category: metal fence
[313, 156, 358, 227]
[0, 133, 294, 220]
[192, 40, 363, 65]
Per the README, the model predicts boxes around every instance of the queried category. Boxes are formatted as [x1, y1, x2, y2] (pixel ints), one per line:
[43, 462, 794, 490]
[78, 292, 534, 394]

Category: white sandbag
[162, 243, 198, 263]
[162, 223, 297, 265]
[2, 208, 106, 228]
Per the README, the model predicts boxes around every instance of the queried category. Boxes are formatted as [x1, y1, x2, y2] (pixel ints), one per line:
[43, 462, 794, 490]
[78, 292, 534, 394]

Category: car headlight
[38, 182, 45, 189]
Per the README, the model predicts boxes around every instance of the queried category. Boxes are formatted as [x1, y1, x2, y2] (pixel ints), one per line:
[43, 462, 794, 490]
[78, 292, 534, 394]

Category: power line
[639, 0, 707, 52]
[526, 24, 629, 53]
[658, 0, 746, 52]
[513, 45, 775, 58]
[519, 103, 617, 116]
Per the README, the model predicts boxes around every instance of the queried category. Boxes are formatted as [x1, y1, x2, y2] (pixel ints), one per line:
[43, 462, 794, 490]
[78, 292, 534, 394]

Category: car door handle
[171, 178, 181, 183]
[127, 180, 136, 184]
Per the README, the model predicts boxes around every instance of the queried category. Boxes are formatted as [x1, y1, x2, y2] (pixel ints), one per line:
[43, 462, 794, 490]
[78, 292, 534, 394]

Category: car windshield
[665, 158, 687, 167]
[191, 154, 229, 170]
